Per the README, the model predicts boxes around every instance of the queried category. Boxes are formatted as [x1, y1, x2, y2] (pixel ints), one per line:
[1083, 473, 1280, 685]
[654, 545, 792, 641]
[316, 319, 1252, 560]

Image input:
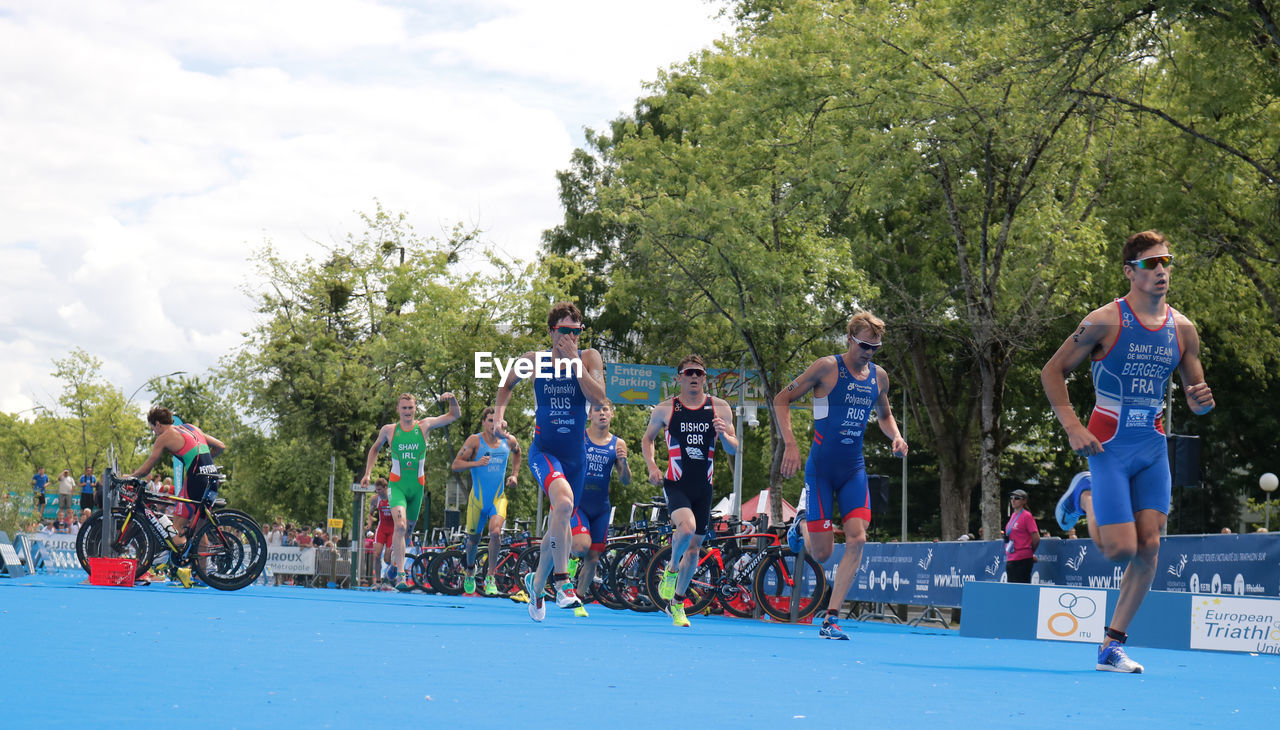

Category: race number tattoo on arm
[1072, 320, 1092, 343]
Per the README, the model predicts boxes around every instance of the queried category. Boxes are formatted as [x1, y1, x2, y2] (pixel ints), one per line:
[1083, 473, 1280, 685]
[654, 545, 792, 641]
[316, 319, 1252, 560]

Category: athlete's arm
[493, 351, 534, 437]
[1041, 306, 1113, 457]
[451, 434, 481, 472]
[420, 392, 461, 430]
[505, 435, 522, 487]
[205, 433, 227, 459]
[576, 348, 608, 407]
[772, 357, 830, 478]
[872, 367, 908, 457]
[360, 425, 391, 486]
[1174, 314, 1215, 415]
[641, 403, 671, 486]
[614, 438, 631, 486]
[711, 397, 739, 455]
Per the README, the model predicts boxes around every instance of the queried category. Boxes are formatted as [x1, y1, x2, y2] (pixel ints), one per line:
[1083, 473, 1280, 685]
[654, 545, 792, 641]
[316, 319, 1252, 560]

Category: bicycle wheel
[76, 510, 154, 579]
[189, 512, 265, 591]
[718, 546, 761, 618]
[491, 547, 524, 595]
[513, 544, 555, 598]
[612, 542, 661, 612]
[586, 544, 629, 610]
[427, 549, 466, 595]
[752, 549, 828, 622]
[409, 552, 434, 593]
[644, 544, 721, 614]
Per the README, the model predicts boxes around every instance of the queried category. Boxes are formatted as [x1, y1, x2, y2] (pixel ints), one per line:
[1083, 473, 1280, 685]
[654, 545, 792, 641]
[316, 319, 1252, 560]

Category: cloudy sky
[0, 0, 731, 415]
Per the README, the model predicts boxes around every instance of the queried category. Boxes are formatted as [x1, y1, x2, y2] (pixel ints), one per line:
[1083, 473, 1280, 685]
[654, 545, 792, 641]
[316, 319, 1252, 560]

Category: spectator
[32, 467, 49, 514]
[296, 530, 312, 548]
[79, 467, 99, 510]
[160, 477, 175, 496]
[1066, 527, 1078, 539]
[57, 470, 76, 511]
[267, 522, 284, 546]
[1220, 527, 1232, 534]
[1003, 488, 1040, 583]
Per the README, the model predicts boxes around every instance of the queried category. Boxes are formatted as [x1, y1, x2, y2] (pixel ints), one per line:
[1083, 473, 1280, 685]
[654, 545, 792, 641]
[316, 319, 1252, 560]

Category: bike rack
[909, 605, 951, 628]
[855, 602, 904, 623]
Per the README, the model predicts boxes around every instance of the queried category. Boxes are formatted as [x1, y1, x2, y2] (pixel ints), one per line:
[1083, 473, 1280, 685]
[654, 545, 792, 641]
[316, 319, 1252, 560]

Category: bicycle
[76, 469, 266, 591]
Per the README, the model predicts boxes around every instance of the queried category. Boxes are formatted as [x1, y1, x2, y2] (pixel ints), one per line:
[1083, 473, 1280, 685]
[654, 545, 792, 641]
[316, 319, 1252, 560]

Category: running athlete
[642, 355, 738, 628]
[368, 479, 394, 583]
[774, 312, 908, 640]
[128, 407, 227, 588]
[493, 301, 606, 622]
[1042, 230, 1213, 673]
[360, 392, 461, 591]
[451, 406, 522, 596]
[572, 400, 631, 605]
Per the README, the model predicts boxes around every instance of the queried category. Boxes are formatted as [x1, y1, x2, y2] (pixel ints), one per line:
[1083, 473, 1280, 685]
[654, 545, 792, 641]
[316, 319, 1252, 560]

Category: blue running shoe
[787, 510, 806, 553]
[1096, 640, 1143, 673]
[1056, 471, 1091, 532]
[819, 616, 849, 640]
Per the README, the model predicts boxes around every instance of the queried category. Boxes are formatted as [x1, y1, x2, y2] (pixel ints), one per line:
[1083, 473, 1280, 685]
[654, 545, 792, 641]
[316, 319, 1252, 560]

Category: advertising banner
[23, 532, 80, 572]
[268, 546, 316, 575]
[1189, 596, 1280, 654]
[1034, 587, 1106, 643]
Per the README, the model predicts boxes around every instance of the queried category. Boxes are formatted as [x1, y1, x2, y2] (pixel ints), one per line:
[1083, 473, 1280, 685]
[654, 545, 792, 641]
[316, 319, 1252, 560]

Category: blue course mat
[2, 574, 1276, 728]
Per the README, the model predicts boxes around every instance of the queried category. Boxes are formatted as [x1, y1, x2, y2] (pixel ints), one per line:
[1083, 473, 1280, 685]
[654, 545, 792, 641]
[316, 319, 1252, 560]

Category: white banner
[1190, 595, 1280, 654]
[268, 546, 316, 575]
[1035, 587, 1106, 643]
[23, 532, 80, 572]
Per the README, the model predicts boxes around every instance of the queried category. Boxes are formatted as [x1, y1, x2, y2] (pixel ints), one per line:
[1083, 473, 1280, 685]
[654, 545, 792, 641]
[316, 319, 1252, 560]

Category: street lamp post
[1261, 473, 1278, 532]
[126, 370, 187, 405]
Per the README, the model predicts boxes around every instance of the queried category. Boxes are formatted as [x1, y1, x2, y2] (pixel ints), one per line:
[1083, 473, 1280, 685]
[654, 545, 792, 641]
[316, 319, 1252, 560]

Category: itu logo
[1046, 591, 1099, 638]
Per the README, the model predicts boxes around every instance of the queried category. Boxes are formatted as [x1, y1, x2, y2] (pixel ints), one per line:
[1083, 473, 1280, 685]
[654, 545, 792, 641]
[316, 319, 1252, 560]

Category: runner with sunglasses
[774, 311, 908, 640]
[1042, 230, 1214, 673]
[494, 301, 607, 621]
[642, 354, 738, 627]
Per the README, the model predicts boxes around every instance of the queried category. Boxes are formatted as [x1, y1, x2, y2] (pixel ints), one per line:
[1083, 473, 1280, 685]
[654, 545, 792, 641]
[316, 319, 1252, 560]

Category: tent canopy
[712, 490, 797, 525]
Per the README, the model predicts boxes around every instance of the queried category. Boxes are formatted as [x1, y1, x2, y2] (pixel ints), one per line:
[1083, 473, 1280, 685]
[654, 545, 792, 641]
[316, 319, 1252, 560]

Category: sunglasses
[851, 335, 882, 353]
[681, 368, 706, 378]
[1126, 254, 1174, 270]
[554, 325, 584, 336]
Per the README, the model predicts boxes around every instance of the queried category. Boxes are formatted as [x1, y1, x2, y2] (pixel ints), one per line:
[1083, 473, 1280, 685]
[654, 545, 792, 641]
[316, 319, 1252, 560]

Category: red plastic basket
[88, 557, 137, 587]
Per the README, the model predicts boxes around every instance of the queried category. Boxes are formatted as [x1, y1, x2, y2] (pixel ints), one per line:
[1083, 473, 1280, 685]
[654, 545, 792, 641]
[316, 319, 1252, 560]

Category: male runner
[1042, 230, 1213, 673]
[774, 311, 908, 640]
[360, 392, 460, 591]
[368, 479, 394, 583]
[128, 407, 227, 588]
[451, 406, 522, 596]
[493, 301, 606, 621]
[571, 400, 631, 607]
[642, 355, 738, 628]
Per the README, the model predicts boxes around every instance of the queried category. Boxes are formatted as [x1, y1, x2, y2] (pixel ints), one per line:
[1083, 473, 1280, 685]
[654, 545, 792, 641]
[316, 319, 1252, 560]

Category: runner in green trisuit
[360, 392, 460, 590]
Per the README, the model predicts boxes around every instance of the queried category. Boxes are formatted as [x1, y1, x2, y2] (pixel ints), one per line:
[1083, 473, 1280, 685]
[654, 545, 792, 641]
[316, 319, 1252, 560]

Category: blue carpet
[2, 574, 1275, 727]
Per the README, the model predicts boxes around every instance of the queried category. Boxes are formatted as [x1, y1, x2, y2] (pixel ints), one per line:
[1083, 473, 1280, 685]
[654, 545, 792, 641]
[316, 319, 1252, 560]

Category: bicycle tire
[587, 544, 629, 610]
[427, 549, 466, 595]
[718, 545, 761, 618]
[514, 545, 555, 598]
[208, 508, 267, 576]
[612, 542, 661, 612]
[491, 547, 524, 595]
[409, 552, 434, 592]
[189, 512, 266, 590]
[76, 510, 154, 579]
[752, 549, 828, 622]
[644, 544, 720, 614]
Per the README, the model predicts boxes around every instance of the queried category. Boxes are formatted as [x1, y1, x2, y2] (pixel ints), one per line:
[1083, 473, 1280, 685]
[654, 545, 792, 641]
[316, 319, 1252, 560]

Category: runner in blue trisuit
[1043, 230, 1214, 673]
[493, 301, 607, 622]
[774, 312, 908, 640]
[570, 400, 631, 607]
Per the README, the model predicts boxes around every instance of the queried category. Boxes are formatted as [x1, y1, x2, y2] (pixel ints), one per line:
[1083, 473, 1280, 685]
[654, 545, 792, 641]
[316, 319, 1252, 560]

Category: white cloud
[0, 0, 731, 414]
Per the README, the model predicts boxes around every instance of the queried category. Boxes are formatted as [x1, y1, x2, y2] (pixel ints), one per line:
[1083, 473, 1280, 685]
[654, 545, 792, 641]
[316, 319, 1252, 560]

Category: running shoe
[524, 573, 545, 622]
[385, 565, 398, 584]
[567, 556, 580, 579]
[484, 575, 498, 596]
[669, 600, 690, 627]
[176, 567, 193, 589]
[1097, 641, 1143, 673]
[463, 575, 476, 595]
[658, 568, 679, 601]
[819, 617, 849, 640]
[787, 509, 807, 553]
[394, 578, 411, 592]
[508, 590, 529, 604]
[555, 582, 583, 609]
[573, 604, 589, 618]
[1056, 471, 1091, 531]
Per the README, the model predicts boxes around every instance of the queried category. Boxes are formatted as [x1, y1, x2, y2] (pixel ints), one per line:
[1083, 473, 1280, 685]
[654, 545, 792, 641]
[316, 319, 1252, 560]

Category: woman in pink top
[1004, 488, 1040, 583]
